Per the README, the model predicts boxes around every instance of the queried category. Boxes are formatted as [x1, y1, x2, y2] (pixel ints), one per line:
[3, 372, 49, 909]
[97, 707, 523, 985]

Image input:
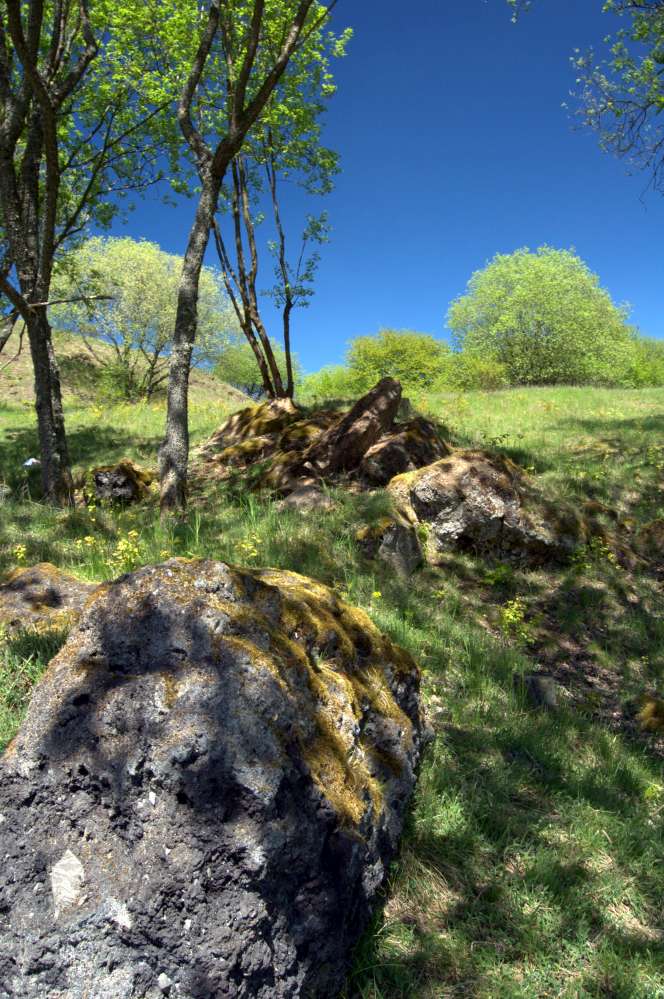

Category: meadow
[1, 383, 664, 998]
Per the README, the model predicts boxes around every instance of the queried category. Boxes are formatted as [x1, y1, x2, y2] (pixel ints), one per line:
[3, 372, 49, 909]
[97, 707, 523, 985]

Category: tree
[447, 247, 634, 386]
[0, 0, 183, 503]
[572, 1, 664, 194]
[212, 25, 346, 401]
[158, 0, 342, 514]
[214, 335, 300, 398]
[51, 237, 237, 400]
[346, 329, 450, 394]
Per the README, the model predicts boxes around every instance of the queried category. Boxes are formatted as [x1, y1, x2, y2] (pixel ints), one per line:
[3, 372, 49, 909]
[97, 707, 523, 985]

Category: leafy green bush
[346, 328, 450, 393]
[214, 338, 300, 399]
[619, 336, 664, 388]
[298, 363, 362, 404]
[434, 351, 510, 391]
[447, 247, 635, 386]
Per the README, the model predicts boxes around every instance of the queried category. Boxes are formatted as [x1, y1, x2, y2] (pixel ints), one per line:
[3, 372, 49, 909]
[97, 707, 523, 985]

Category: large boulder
[302, 377, 402, 476]
[0, 559, 427, 999]
[0, 563, 96, 632]
[359, 416, 451, 487]
[389, 450, 585, 564]
[196, 398, 301, 462]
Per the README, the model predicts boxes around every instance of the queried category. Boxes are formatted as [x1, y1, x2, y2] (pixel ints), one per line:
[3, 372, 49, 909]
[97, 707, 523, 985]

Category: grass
[2, 384, 664, 997]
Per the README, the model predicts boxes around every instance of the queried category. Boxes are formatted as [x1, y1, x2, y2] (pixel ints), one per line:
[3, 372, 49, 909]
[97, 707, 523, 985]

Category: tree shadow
[5, 562, 421, 999]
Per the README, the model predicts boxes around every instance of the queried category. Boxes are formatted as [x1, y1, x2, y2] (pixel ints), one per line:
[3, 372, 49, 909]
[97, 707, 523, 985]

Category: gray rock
[0, 559, 427, 999]
[377, 522, 424, 578]
[515, 673, 560, 711]
[0, 563, 96, 632]
[92, 460, 152, 505]
[277, 482, 335, 513]
[304, 377, 403, 475]
[360, 416, 450, 487]
[389, 450, 584, 564]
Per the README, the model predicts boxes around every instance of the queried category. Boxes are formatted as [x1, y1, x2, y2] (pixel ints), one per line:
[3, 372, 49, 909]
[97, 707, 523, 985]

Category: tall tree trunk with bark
[158, 0, 326, 514]
[159, 173, 222, 512]
[25, 309, 73, 503]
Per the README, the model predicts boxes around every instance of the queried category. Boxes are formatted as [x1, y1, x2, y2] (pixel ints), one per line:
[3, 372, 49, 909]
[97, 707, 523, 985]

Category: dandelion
[159, 550, 171, 559]
[371, 590, 382, 600]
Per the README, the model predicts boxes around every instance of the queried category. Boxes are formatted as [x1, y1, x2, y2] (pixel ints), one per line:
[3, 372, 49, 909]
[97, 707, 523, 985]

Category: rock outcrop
[0, 559, 427, 999]
[302, 377, 402, 475]
[389, 451, 585, 564]
[0, 563, 96, 632]
[356, 519, 424, 579]
[92, 459, 153, 505]
[359, 416, 451, 487]
[196, 380, 449, 500]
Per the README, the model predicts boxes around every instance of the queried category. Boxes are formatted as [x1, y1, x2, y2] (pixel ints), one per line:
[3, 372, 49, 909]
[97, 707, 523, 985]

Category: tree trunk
[25, 309, 74, 504]
[159, 174, 222, 514]
[283, 299, 294, 399]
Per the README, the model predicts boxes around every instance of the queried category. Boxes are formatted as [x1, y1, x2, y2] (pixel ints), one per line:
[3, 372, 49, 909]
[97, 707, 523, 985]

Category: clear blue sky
[111, 1, 664, 374]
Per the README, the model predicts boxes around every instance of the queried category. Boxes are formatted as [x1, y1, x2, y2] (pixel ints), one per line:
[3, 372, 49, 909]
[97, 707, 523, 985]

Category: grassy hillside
[0, 329, 246, 408]
[1, 384, 664, 998]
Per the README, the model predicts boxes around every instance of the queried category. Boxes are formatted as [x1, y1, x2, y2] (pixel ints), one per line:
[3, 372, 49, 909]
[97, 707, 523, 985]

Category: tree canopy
[52, 238, 237, 400]
[346, 329, 450, 394]
[447, 247, 635, 386]
[573, 0, 664, 193]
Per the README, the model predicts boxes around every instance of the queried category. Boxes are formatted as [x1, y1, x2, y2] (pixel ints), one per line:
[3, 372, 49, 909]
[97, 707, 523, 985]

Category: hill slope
[0, 330, 247, 409]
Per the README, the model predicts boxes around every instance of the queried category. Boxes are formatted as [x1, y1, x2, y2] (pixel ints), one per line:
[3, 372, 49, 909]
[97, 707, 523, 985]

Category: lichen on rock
[388, 450, 586, 564]
[0, 558, 428, 999]
[0, 563, 96, 633]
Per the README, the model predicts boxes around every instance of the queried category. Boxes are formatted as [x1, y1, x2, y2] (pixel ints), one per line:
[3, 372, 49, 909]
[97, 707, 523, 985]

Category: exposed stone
[514, 673, 560, 711]
[360, 417, 451, 486]
[303, 377, 402, 475]
[0, 559, 427, 999]
[92, 459, 153, 505]
[197, 398, 300, 461]
[388, 450, 585, 564]
[357, 519, 423, 578]
[0, 563, 96, 632]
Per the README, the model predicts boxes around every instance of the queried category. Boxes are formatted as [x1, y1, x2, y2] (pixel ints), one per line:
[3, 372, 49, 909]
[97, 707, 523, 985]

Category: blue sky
[112, 1, 664, 374]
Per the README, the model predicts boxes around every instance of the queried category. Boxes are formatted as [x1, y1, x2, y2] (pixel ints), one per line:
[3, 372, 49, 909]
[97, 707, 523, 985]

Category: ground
[1, 382, 664, 998]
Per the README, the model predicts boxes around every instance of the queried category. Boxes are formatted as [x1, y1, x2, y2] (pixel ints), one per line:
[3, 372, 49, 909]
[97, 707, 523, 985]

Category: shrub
[298, 364, 362, 404]
[346, 328, 450, 393]
[447, 246, 634, 386]
[434, 352, 510, 391]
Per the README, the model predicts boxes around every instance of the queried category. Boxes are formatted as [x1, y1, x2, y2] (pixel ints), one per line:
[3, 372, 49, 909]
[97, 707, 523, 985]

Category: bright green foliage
[346, 329, 450, 394]
[214, 337, 301, 399]
[572, 1, 664, 193]
[52, 238, 237, 400]
[435, 351, 510, 391]
[621, 336, 664, 388]
[297, 364, 361, 403]
[447, 247, 635, 386]
[298, 364, 362, 404]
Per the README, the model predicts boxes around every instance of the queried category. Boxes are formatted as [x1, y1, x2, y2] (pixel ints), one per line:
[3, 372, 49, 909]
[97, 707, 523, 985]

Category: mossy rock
[90, 459, 154, 505]
[1, 558, 428, 998]
[388, 449, 586, 564]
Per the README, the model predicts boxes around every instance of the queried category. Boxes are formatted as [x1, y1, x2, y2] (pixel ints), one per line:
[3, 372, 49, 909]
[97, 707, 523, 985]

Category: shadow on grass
[347, 695, 664, 998]
[0, 424, 162, 488]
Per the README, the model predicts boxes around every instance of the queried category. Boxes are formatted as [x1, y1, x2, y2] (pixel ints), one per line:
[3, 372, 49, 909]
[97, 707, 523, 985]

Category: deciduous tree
[0, 0, 182, 502]
[158, 0, 341, 514]
[447, 247, 634, 386]
[572, 1, 664, 193]
[52, 237, 237, 400]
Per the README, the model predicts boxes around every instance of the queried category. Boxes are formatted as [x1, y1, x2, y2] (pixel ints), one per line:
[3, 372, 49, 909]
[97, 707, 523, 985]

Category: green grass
[2, 384, 664, 997]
